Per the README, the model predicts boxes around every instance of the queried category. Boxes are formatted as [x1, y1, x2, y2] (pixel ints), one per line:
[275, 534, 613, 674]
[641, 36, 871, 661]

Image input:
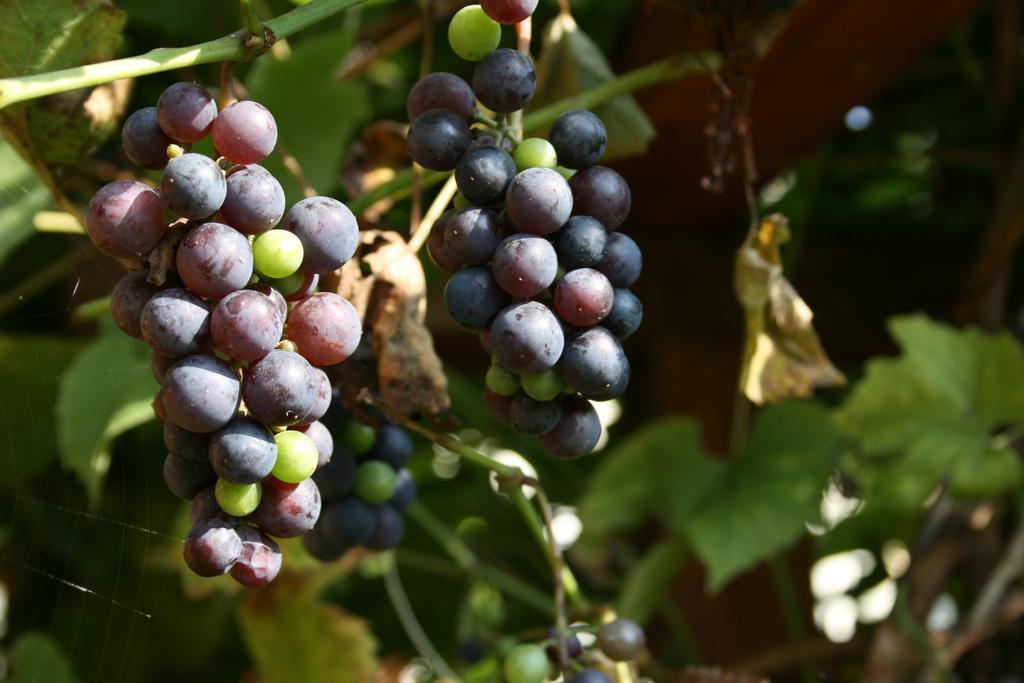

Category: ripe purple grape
[407, 108, 472, 171]
[157, 82, 218, 143]
[183, 517, 242, 577]
[313, 446, 357, 500]
[485, 388, 513, 423]
[604, 288, 642, 340]
[151, 352, 175, 383]
[554, 268, 614, 327]
[175, 222, 253, 299]
[509, 394, 562, 436]
[320, 497, 377, 549]
[160, 354, 241, 433]
[294, 368, 331, 428]
[221, 165, 286, 235]
[242, 349, 318, 426]
[230, 525, 282, 587]
[570, 166, 631, 230]
[86, 180, 167, 259]
[111, 270, 160, 339]
[538, 396, 601, 459]
[302, 524, 345, 561]
[190, 486, 221, 524]
[209, 417, 278, 484]
[367, 424, 414, 469]
[472, 49, 536, 113]
[163, 452, 216, 500]
[297, 420, 334, 468]
[491, 302, 565, 374]
[163, 419, 210, 463]
[160, 153, 227, 220]
[252, 477, 322, 538]
[282, 196, 359, 274]
[210, 290, 283, 362]
[554, 215, 607, 269]
[492, 233, 558, 298]
[597, 232, 642, 288]
[365, 505, 405, 551]
[407, 72, 476, 120]
[549, 110, 607, 169]
[560, 327, 627, 397]
[427, 210, 463, 272]
[249, 283, 288, 320]
[140, 288, 210, 358]
[506, 168, 573, 236]
[481, 0, 538, 24]
[286, 293, 362, 367]
[212, 100, 278, 164]
[589, 355, 630, 401]
[456, 146, 518, 206]
[121, 106, 176, 170]
[444, 207, 505, 265]
[444, 266, 509, 332]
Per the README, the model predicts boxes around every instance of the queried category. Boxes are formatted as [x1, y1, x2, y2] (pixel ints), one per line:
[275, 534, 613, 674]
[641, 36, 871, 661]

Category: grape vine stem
[0, 0, 369, 110]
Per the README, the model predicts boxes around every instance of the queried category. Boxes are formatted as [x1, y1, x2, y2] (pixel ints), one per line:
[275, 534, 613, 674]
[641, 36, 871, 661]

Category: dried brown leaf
[339, 122, 410, 224]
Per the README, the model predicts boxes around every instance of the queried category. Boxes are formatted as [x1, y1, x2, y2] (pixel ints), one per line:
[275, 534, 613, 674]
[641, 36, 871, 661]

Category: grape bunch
[407, 3, 642, 460]
[87, 81, 365, 585]
[500, 618, 647, 683]
[301, 412, 416, 560]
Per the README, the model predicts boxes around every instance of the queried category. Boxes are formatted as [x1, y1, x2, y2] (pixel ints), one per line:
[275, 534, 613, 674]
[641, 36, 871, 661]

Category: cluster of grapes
[85, 81, 365, 585]
[500, 618, 647, 683]
[301, 414, 416, 560]
[407, 2, 642, 460]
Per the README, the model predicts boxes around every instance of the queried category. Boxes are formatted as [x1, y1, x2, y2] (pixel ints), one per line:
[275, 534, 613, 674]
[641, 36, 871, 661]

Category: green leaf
[238, 572, 378, 683]
[0, 140, 51, 266]
[533, 12, 656, 160]
[617, 536, 689, 624]
[0, 334, 82, 489]
[683, 402, 839, 591]
[835, 315, 1024, 504]
[247, 28, 372, 202]
[56, 332, 158, 503]
[8, 632, 78, 683]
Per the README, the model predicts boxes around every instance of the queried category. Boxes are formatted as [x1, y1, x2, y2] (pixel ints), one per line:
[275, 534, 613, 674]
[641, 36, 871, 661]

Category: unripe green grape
[555, 165, 576, 180]
[343, 420, 377, 455]
[503, 644, 549, 683]
[448, 5, 501, 61]
[354, 461, 397, 504]
[514, 138, 558, 170]
[253, 229, 304, 279]
[521, 368, 564, 401]
[215, 479, 262, 516]
[269, 271, 306, 297]
[486, 363, 519, 396]
[272, 430, 318, 483]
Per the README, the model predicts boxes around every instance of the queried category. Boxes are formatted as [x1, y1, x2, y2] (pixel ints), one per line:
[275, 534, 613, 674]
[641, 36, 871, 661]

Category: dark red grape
[407, 108, 472, 171]
[163, 452, 216, 500]
[456, 146, 517, 206]
[151, 352, 175, 384]
[211, 290, 283, 362]
[285, 293, 362, 367]
[140, 288, 210, 358]
[549, 110, 607, 169]
[209, 417, 278, 484]
[160, 354, 241, 433]
[597, 232, 642, 288]
[603, 288, 642, 340]
[491, 302, 564, 374]
[472, 49, 536, 113]
[481, 0, 538, 23]
[365, 505, 404, 551]
[175, 222, 253, 299]
[297, 420, 334, 468]
[320, 498, 377, 548]
[249, 283, 288, 320]
[407, 72, 476, 120]
[221, 165, 285, 235]
[160, 153, 227, 219]
[230, 525, 282, 587]
[121, 106, 176, 170]
[157, 82, 218, 143]
[252, 477, 322, 538]
[213, 100, 277, 165]
[554, 216, 607, 269]
[445, 207, 505, 265]
[163, 419, 210, 463]
[86, 180, 167, 259]
[444, 266, 509, 332]
[560, 327, 627, 397]
[427, 210, 463, 272]
[492, 233, 558, 297]
[313, 446, 357, 500]
[152, 393, 168, 422]
[554, 268, 613, 327]
[506, 168, 573, 236]
[484, 388, 513, 423]
[509, 394, 561, 436]
[183, 516, 242, 577]
[242, 349, 318, 426]
[281, 196, 359, 274]
[538, 396, 601, 459]
[190, 486, 221, 524]
[111, 270, 160, 339]
[570, 166, 631, 230]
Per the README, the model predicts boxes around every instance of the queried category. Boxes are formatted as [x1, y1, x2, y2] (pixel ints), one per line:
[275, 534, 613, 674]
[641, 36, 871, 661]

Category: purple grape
[157, 82, 218, 143]
[485, 388, 513, 423]
[388, 469, 416, 511]
[242, 349, 318, 426]
[365, 505, 405, 551]
[230, 525, 282, 587]
[213, 100, 278, 165]
[190, 486, 221, 524]
[407, 72, 476, 120]
[538, 396, 601, 459]
[481, 0, 538, 23]
[492, 233, 558, 298]
[221, 165, 285, 235]
[456, 146, 517, 206]
[297, 420, 334, 468]
[560, 327, 627, 397]
[597, 232, 642, 288]
[491, 302, 564, 374]
[249, 283, 288, 320]
[367, 424, 414, 469]
[553, 268, 613, 327]
[427, 210, 463, 272]
[175, 222, 253, 299]
[111, 270, 159, 339]
[210, 290, 283, 362]
[302, 524, 345, 561]
[510, 394, 562, 436]
[313, 446, 357, 500]
[86, 180, 167, 259]
[545, 626, 584, 663]
[589, 355, 630, 401]
[209, 417, 278, 484]
[151, 352, 175, 384]
[320, 498, 377, 548]
[160, 354, 241, 433]
[277, 272, 320, 302]
[160, 153, 227, 220]
[252, 477, 322, 539]
[282, 196, 359, 274]
[554, 216, 607, 269]
[121, 106, 176, 170]
[293, 368, 331, 430]
[140, 288, 210, 358]
[568, 670, 611, 683]
[604, 289, 642, 340]
[445, 207, 505, 265]
[472, 49, 536, 113]
[286, 293, 362, 367]
[570, 166, 631, 230]
[506, 168, 573, 236]
[163, 419, 210, 463]
[549, 110, 607, 169]
[152, 393, 168, 422]
[163, 452, 216, 501]
[444, 266, 509, 332]
[407, 108, 471, 171]
[183, 516, 242, 577]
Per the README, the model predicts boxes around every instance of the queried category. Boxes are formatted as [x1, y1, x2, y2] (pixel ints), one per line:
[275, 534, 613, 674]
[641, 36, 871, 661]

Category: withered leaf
[339, 121, 409, 224]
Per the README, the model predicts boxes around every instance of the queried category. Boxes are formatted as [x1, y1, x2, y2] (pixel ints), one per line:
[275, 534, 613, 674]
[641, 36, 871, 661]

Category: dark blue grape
[509, 394, 562, 436]
[163, 452, 216, 500]
[597, 232, 642, 288]
[568, 670, 611, 683]
[122, 106, 176, 170]
[160, 153, 226, 219]
[427, 210, 463, 272]
[538, 396, 601, 459]
[388, 469, 416, 511]
[242, 349, 319, 426]
[506, 168, 573, 236]
[545, 627, 584, 663]
[176, 222, 253, 299]
[141, 288, 210, 358]
[491, 302, 564, 374]
[163, 419, 210, 463]
[320, 498, 377, 548]
[549, 110, 607, 169]
[365, 505, 405, 550]
[368, 424, 414, 469]
[560, 327, 627, 397]
[492, 233, 558, 298]
[472, 48, 536, 113]
[282, 196, 359, 274]
[302, 523, 345, 561]
[407, 108, 472, 171]
[444, 266, 509, 332]
[603, 288, 642, 340]
[588, 355, 630, 402]
[157, 82, 217, 143]
[313, 445, 358, 501]
[444, 207, 505, 265]
[160, 354, 241, 433]
[554, 216, 607, 269]
[456, 146, 517, 206]
[252, 477, 321, 538]
[183, 516, 241, 577]
[209, 417, 277, 484]
[570, 166, 631, 230]
[221, 165, 285, 235]
[111, 270, 160, 340]
[407, 72, 476, 120]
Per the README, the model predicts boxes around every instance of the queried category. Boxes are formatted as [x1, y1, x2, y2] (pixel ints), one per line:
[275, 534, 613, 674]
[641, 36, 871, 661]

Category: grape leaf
[8, 632, 78, 683]
[0, 140, 52, 267]
[56, 332, 158, 503]
[835, 315, 1024, 506]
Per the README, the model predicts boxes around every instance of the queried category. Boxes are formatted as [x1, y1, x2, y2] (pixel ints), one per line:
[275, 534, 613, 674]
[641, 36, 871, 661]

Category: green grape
[503, 644, 549, 683]
[521, 368, 564, 401]
[448, 5, 501, 61]
[269, 271, 306, 296]
[215, 479, 262, 516]
[486, 362, 519, 396]
[555, 165, 576, 180]
[253, 229, 304, 279]
[354, 461, 397, 504]
[272, 430, 318, 483]
[514, 138, 558, 170]
[454, 192, 473, 210]
[343, 420, 377, 455]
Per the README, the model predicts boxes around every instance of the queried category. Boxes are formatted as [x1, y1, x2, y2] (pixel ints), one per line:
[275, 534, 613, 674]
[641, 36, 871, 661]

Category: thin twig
[964, 509, 1024, 630]
[383, 561, 460, 681]
[408, 175, 458, 253]
[532, 486, 570, 669]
